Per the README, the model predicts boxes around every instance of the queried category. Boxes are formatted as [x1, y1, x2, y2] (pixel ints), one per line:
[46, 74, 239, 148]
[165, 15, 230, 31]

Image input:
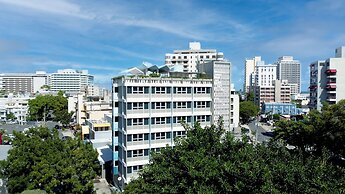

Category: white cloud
[0, 0, 93, 19]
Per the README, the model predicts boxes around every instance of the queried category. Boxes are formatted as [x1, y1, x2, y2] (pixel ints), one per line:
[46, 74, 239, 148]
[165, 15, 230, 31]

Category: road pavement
[247, 120, 273, 143]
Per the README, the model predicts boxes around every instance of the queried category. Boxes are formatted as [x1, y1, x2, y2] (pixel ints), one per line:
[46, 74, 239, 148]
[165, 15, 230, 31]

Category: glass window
[144, 149, 149, 156]
[127, 167, 132, 174]
[127, 135, 132, 142]
[133, 150, 143, 157]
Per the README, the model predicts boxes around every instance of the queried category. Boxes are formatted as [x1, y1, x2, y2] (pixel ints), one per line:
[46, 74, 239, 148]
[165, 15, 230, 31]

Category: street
[247, 120, 273, 143]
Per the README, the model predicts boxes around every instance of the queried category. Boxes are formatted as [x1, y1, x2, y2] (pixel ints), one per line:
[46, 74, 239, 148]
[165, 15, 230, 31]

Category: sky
[0, 0, 344, 91]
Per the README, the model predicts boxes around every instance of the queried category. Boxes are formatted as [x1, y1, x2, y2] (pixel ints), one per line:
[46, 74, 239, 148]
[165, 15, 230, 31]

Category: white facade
[198, 60, 234, 130]
[0, 93, 33, 124]
[49, 69, 94, 95]
[112, 76, 214, 184]
[165, 42, 224, 73]
[310, 46, 345, 110]
[0, 71, 47, 94]
[254, 63, 277, 87]
[244, 56, 262, 93]
[276, 56, 301, 94]
[68, 93, 111, 125]
[231, 84, 240, 129]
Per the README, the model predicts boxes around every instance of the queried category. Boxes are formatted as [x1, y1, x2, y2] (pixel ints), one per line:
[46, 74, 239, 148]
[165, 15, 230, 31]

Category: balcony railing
[326, 69, 337, 76]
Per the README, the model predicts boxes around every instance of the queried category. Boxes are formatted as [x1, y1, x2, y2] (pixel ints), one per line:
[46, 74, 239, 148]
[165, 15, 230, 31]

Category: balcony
[327, 96, 336, 102]
[326, 69, 337, 76]
[326, 85, 336, 90]
[309, 85, 317, 90]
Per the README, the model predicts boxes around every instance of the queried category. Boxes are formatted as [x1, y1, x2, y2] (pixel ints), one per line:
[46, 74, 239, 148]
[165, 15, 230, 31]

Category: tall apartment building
[0, 71, 47, 94]
[275, 56, 301, 94]
[309, 46, 345, 110]
[49, 69, 94, 95]
[165, 42, 224, 73]
[111, 61, 238, 187]
[244, 56, 263, 93]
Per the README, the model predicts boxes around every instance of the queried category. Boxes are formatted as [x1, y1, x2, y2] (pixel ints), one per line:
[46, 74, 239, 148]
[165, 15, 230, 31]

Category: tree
[273, 100, 345, 158]
[246, 91, 255, 102]
[124, 122, 345, 193]
[6, 112, 16, 121]
[0, 127, 100, 194]
[239, 101, 259, 123]
[27, 93, 72, 125]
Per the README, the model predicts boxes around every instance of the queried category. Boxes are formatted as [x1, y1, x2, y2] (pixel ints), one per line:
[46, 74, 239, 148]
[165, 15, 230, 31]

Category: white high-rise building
[252, 62, 291, 105]
[244, 56, 263, 93]
[0, 71, 47, 94]
[165, 42, 224, 73]
[276, 56, 301, 94]
[309, 46, 345, 110]
[49, 69, 94, 95]
[111, 60, 238, 187]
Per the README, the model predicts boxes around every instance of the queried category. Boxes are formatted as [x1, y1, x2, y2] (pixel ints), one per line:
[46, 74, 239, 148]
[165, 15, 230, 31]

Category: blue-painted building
[262, 102, 307, 115]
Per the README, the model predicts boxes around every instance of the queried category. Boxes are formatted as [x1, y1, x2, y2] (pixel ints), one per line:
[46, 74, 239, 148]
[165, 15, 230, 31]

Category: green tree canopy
[239, 101, 259, 123]
[0, 127, 100, 194]
[124, 122, 345, 193]
[274, 100, 345, 158]
[6, 112, 16, 121]
[27, 93, 72, 125]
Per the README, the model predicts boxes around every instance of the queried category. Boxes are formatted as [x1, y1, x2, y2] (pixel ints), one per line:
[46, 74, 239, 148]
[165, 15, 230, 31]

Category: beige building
[254, 80, 291, 105]
[244, 56, 263, 93]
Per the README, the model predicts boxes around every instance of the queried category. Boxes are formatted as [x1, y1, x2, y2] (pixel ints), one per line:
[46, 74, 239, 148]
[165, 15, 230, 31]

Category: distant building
[262, 102, 307, 115]
[0, 93, 33, 124]
[0, 71, 47, 94]
[251, 61, 291, 105]
[275, 56, 301, 94]
[68, 93, 111, 125]
[165, 42, 224, 73]
[49, 69, 94, 95]
[244, 56, 263, 93]
[310, 46, 345, 110]
[291, 92, 310, 106]
[254, 80, 291, 105]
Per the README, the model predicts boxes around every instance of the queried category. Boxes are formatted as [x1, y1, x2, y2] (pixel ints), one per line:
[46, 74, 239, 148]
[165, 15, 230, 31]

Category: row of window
[126, 101, 211, 110]
[126, 86, 211, 94]
[127, 131, 187, 142]
[126, 116, 211, 126]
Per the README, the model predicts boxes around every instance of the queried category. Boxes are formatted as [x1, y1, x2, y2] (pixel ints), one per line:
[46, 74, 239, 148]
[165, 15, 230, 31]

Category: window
[175, 102, 187, 108]
[155, 117, 166, 124]
[195, 101, 210, 108]
[127, 167, 132, 174]
[174, 131, 186, 138]
[155, 87, 166, 94]
[132, 118, 143, 125]
[155, 102, 166, 109]
[196, 115, 207, 122]
[156, 132, 166, 140]
[132, 102, 144, 110]
[133, 134, 143, 141]
[133, 150, 143, 157]
[144, 149, 149, 156]
[132, 87, 144, 94]
[127, 135, 132, 142]
[195, 87, 207, 94]
[127, 151, 132, 158]
[174, 87, 188, 94]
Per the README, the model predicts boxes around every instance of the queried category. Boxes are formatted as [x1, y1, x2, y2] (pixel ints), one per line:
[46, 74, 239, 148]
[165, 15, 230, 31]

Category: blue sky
[0, 0, 344, 91]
